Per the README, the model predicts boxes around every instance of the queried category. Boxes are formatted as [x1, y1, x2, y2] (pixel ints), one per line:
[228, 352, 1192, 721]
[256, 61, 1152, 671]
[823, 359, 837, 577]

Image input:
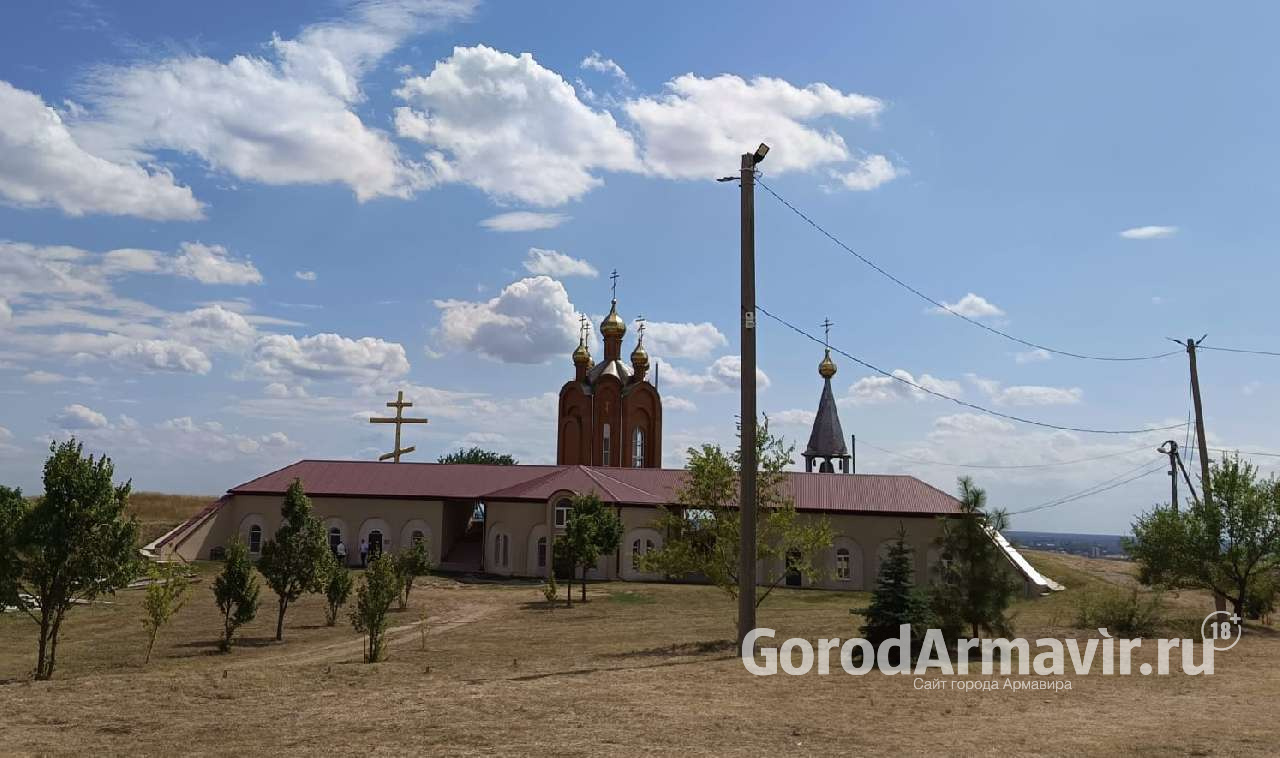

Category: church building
[147, 294, 1055, 595]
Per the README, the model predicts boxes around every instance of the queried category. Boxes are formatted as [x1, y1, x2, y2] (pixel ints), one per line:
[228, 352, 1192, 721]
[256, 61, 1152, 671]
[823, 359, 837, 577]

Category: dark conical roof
[804, 377, 848, 459]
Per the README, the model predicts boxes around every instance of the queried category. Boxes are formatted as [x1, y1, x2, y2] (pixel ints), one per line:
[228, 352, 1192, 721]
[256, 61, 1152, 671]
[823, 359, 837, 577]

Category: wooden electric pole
[737, 150, 759, 646]
[726, 143, 768, 646]
[1184, 337, 1212, 507]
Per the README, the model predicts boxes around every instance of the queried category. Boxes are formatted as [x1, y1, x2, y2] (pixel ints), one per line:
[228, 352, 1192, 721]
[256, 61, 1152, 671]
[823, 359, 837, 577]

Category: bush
[1074, 587, 1163, 638]
[351, 555, 399, 662]
[322, 556, 354, 627]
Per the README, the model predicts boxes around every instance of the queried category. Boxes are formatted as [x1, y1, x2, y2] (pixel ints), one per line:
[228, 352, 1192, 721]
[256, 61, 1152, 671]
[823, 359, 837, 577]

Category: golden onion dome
[600, 300, 626, 338]
[630, 338, 649, 372]
[818, 348, 837, 379]
[572, 338, 591, 366]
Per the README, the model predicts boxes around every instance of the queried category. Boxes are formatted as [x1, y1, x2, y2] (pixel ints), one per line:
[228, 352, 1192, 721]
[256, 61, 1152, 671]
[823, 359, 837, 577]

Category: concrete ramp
[989, 526, 1064, 595]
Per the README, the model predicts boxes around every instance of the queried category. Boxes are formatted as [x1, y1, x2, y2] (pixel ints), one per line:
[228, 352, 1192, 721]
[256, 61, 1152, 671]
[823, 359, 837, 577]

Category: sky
[2, 1, 1278, 534]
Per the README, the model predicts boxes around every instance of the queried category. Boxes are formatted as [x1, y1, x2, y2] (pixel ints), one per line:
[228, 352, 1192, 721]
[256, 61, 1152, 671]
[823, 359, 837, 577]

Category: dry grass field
[126, 492, 218, 544]
[2, 523, 1278, 755]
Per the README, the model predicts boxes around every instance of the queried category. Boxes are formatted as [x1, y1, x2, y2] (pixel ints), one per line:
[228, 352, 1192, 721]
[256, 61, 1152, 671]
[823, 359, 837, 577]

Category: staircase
[439, 519, 484, 573]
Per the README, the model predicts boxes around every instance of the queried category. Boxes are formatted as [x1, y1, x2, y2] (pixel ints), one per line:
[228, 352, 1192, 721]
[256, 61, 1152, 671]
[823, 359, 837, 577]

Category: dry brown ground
[1, 551, 1277, 757]
[128, 492, 219, 544]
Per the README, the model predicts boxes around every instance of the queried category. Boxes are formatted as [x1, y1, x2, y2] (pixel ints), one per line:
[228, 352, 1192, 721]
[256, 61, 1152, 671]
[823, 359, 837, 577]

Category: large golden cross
[369, 390, 428, 463]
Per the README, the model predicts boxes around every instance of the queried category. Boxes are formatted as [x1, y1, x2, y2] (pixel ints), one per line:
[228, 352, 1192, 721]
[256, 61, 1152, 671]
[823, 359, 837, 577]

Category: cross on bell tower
[610, 268, 619, 301]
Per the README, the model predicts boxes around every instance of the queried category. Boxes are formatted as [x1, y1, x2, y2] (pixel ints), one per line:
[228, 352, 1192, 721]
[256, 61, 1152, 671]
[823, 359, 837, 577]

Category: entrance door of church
[368, 530, 384, 559]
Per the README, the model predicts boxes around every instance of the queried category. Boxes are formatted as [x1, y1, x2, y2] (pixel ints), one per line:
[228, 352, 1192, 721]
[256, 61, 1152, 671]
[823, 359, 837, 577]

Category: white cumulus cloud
[580, 52, 629, 84]
[831, 153, 900, 191]
[641, 321, 727, 359]
[433, 276, 580, 364]
[110, 339, 213, 374]
[251, 333, 410, 381]
[394, 45, 641, 206]
[661, 355, 770, 393]
[523, 248, 598, 278]
[625, 73, 885, 181]
[295, 270, 317, 282]
[169, 242, 262, 285]
[52, 403, 108, 429]
[0, 80, 202, 220]
[967, 375, 1082, 406]
[847, 369, 961, 405]
[932, 292, 1005, 319]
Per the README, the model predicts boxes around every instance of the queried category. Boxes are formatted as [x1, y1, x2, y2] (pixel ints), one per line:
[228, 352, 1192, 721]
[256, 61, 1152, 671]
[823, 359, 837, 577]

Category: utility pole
[1184, 337, 1212, 507]
[728, 143, 768, 646]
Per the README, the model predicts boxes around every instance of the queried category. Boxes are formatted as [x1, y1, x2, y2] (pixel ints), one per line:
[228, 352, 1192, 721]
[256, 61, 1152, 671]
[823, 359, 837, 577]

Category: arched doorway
[367, 529, 384, 559]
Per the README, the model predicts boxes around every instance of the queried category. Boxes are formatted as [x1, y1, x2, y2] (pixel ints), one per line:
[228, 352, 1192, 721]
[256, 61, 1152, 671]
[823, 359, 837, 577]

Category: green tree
[394, 538, 432, 610]
[257, 479, 329, 641]
[858, 525, 933, 662]
[213, 539, 260, 652]
[929, 477, 1018, 640]
[437, 447, 518, 465]
[351, 554, 400, 662]
[321, 554, 354, 627]
[1127, 454, 1280, 618]
[641, 418, 834, 616]
[563, 493, 624, 602]
[5, 440, 141, 679]
[0, 485, 25, 607]
[141, 562, 191, 664]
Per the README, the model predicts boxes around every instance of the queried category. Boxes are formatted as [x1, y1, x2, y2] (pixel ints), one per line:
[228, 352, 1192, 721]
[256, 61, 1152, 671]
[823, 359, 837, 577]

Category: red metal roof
[230, 460, 961, 516]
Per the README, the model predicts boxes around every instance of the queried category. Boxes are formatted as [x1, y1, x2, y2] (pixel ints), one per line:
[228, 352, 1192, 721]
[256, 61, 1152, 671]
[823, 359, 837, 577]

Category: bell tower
[555, 272, 662, 468]
[803, 319, 851, 474]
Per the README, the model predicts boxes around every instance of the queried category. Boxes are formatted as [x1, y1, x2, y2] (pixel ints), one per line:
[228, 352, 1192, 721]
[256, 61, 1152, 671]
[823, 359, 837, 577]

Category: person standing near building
[336, 539, 347, 567]
[359, 538, 368, 567]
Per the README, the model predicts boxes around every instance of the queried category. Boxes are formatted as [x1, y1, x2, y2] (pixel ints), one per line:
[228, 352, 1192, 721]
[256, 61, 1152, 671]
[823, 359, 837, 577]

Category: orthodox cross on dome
[578, 313, 590, 342]
[368, 390, 428, 463]
[636, 314, 646, 340]
[821, 317, 833, 348]
[610, 268, 619, 300]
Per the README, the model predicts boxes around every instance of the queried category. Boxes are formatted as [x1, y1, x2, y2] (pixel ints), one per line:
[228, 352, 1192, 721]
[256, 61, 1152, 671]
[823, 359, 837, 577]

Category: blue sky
[2, 1, 1277, 534]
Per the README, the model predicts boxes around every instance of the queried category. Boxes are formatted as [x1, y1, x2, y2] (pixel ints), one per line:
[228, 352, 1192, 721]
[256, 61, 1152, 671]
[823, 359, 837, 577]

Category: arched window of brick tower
[632, 426, 645, 467]
[602, 423, 611, 466]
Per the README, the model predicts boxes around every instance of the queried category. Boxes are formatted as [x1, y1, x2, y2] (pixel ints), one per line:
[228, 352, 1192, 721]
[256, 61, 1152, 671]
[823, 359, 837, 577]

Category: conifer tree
[930, 477, 1018, 640]
[213, 539, 260, 652]
[858, 525, 932, 663]
[257, 478, 329, 641]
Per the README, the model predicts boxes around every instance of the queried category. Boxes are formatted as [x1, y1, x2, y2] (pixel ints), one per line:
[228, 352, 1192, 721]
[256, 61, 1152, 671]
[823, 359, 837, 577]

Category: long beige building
[148, 294, 1055, 595]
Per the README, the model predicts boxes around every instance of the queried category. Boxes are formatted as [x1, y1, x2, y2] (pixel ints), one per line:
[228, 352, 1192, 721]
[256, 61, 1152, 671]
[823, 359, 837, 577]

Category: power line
[1199, 345, 1280, 357]
[859, 441, 1153, 470]
[1009, 460, 1169, 515]
[755, 304, 1187, 436]
[754, 177, 1181, 363]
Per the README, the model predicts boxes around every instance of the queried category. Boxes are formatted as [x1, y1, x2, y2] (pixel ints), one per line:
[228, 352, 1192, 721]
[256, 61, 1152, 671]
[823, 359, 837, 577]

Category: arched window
[632, 427, 645, 467]
[328, 527, 342, 551]
[554, 498, 572, 528]
[602, 423, 611, 465]
[631, 537, 656, 570]
[411, 530, 425, 545]
[492, 533, 509, 568]
[836, 548, 851, 581]
[537, 537, 547, 568]
[368, 529, 384, 558]
[248, 525, 263, 555]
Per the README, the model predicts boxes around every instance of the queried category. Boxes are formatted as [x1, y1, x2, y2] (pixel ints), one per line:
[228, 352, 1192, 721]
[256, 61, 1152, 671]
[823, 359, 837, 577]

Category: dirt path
[232, 599, 498, 668]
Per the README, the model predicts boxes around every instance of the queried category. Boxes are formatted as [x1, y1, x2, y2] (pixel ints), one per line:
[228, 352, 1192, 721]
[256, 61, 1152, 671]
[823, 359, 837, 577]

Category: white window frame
[248, 525, 263, 555]
[602, 423, 611, 465]
[554, 499, 572, 528]
[836, 548, 851, 581]
[632, 427, 645, 467]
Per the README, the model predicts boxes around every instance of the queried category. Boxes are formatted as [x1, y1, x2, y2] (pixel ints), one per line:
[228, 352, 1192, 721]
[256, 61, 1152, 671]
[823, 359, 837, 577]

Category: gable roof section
[228, 460, 961, 516]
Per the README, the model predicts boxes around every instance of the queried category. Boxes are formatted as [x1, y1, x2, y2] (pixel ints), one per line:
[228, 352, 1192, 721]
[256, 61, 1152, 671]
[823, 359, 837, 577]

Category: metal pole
[737, 152, 758, 645]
